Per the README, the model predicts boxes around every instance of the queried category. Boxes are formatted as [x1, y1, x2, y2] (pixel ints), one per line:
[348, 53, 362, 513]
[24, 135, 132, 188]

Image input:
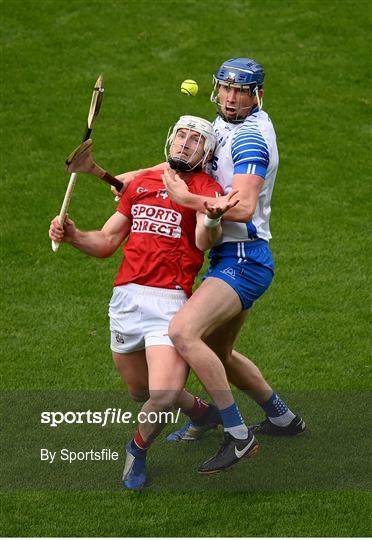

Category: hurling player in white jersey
[163, 58, 305, 474]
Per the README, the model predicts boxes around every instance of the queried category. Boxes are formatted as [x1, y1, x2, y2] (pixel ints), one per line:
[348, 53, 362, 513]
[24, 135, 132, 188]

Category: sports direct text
[131, 204, 182, 238]
[40, 408, 181, 428]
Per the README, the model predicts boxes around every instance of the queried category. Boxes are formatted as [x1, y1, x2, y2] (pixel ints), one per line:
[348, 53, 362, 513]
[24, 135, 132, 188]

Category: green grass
[1, 491, 371, 537]
[1, 0, 371, 536]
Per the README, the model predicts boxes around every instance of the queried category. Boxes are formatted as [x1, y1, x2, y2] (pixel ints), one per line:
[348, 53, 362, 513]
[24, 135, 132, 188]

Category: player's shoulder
[127, 168, 162, 193]
[240, 110, 272, 130]
[255, 109, 276, 132]
[233, 110, 275, 144]
[136, 167, 163, 183]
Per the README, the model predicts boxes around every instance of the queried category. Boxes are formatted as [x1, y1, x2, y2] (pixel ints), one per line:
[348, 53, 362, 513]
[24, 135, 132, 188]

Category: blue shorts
[203, 240, 274, 310]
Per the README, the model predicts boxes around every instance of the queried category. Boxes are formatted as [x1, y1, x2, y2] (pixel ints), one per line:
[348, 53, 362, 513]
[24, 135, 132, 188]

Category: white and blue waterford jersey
[208, 109, 279, 244]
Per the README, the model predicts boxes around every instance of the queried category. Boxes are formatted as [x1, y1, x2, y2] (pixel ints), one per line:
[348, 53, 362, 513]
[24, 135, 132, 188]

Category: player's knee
[168, 319, 192, 352]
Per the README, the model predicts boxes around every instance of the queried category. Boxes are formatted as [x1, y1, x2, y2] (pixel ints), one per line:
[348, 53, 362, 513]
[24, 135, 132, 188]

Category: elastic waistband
[116, 283, 187, 301]
[210, 239, 269, 258]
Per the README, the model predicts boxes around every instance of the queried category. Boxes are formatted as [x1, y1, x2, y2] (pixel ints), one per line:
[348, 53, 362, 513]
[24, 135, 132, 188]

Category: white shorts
[108, 283, 187, 354]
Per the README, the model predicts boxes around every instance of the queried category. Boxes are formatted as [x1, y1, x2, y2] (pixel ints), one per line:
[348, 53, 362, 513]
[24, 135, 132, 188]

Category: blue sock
[219, 403, 248, 439]
[261, 392, 288, 417]
[261, 392, 295, 426]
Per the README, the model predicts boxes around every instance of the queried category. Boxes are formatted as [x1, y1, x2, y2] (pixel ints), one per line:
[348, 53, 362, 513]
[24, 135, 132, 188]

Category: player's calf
[128, 389, 150, 403]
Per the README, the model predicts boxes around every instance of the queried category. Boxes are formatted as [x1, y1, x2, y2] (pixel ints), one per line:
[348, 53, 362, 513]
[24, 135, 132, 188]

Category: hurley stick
[52, 75, 104, 252]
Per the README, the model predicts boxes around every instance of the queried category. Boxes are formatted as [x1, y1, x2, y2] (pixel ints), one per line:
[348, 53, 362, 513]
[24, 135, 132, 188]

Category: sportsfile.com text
[40, 408, 181, 428]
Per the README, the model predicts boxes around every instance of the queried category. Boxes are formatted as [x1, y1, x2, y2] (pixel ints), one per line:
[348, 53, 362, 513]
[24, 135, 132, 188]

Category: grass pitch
[1, 0, 371, 536]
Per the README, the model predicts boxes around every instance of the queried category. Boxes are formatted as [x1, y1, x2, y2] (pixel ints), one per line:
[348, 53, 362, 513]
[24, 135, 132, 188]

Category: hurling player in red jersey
[49, 116, 239, 490]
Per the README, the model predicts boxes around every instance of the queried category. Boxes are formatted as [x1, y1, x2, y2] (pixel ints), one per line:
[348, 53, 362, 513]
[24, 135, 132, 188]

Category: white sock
[224, 424, 249, 439]
[268, 409, 296, 427]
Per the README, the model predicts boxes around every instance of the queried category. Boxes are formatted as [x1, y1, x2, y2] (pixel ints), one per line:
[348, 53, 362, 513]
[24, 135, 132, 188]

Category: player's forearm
[150, 162, 167, 171]
[66, 230, 117, 258]
[175, 192, 214, 213]
[196, 224, 222, 251]
[117, 162, 167, 180]
[178, 192, 254, 222]
[218, 202, 254, 222]
[195, 214, 222, 251]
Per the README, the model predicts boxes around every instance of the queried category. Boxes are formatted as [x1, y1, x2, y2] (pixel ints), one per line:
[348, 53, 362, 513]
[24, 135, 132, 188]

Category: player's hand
[162, 167, 189, 203]
[204, 190, 240, 219]
[49, 215, 76, 243]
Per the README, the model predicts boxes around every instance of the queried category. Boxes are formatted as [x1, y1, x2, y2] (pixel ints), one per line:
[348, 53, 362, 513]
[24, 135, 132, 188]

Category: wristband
[204, 215, 221, 228]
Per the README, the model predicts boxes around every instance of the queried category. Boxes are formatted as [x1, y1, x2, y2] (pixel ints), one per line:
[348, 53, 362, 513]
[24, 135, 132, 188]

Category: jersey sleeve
[231, 125, 270, 179]
[117, 183, 133, 218]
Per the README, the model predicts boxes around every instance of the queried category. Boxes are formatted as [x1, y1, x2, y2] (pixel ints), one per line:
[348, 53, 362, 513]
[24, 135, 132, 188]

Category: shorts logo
[115, 332, 125, 344]
[221, 267, 236, 279]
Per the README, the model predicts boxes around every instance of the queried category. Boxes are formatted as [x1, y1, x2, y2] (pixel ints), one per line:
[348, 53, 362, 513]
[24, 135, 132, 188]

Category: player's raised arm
[225, 173, 264, 221]
[162, 167, 251, 222]
[195, 191, 240, 251]
[49, 212, 130, 258]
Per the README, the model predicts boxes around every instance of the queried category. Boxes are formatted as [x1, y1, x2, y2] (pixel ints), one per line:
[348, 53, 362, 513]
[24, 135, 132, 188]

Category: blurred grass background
[1, 0, 371, 536]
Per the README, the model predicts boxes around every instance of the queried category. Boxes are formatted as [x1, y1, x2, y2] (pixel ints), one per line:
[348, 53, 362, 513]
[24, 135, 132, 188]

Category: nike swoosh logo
[234, 440, 254, 459]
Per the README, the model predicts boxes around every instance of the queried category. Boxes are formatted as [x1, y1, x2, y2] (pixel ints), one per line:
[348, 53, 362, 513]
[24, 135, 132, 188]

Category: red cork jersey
[114, 168, 223, 296]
